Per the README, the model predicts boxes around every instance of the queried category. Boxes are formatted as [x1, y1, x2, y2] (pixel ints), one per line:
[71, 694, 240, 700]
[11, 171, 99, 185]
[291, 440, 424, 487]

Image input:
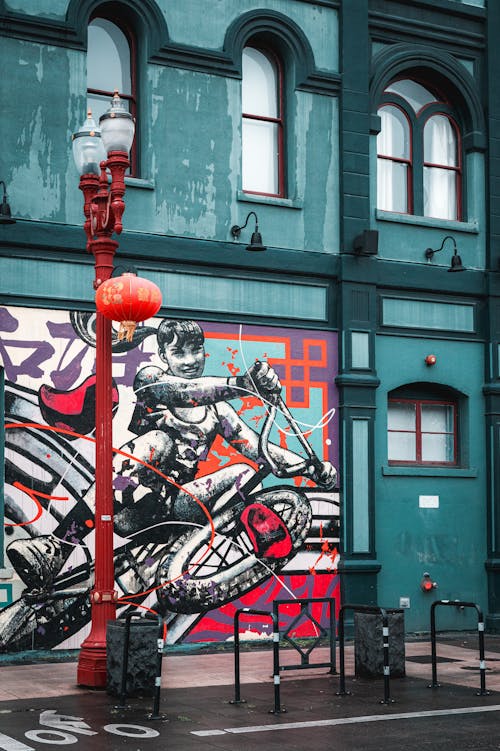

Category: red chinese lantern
[95, 272, 162, 341]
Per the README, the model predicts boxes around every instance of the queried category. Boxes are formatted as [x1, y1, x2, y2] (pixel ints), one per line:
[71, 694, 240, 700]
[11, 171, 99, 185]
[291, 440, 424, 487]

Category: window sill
[125, 176, 155, 190]
[382, 465, 477, 478]
[375, 209, 479, 234]
[237, 190, 303, 209]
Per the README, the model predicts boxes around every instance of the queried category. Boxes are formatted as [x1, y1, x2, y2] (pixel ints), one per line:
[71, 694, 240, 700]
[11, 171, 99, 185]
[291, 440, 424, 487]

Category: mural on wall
[1, 306, 339, 652]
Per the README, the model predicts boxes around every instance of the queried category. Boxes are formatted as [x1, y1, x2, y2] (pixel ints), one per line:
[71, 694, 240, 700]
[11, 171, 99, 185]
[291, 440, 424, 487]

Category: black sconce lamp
[353, 229, 378, 256]
[0, 181, 15, 225]
[230, 211, 266, 252]
[425, 235, 464, 272]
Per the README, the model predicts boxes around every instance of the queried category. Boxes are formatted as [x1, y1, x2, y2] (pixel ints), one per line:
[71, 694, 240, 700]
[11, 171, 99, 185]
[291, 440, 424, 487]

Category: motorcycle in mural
[1, 309, 339, 652]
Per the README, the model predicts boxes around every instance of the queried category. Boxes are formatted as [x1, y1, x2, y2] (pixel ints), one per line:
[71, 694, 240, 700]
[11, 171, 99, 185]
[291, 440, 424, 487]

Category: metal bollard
[429, 600, 490, 696]
[148, 616, 167, 720]
[337, 604, 397, 704]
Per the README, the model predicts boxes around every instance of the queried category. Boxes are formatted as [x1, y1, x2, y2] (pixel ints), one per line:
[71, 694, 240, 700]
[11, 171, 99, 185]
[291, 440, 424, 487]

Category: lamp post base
[77, 594, 116, 688]
[77, 644, 108, 688]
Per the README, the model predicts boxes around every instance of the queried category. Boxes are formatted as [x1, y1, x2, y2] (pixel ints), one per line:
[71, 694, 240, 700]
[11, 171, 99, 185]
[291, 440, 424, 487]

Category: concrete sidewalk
[1, 634, 499, 700]
[0, 636, 499, 750]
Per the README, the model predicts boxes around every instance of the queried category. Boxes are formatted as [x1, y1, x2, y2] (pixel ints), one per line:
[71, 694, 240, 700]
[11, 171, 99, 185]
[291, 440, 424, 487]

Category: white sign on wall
[419, 495, 439, 509]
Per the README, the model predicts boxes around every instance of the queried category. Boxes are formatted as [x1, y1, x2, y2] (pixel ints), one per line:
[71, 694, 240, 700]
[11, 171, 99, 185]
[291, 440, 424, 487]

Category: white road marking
[191, 704, 500, 736]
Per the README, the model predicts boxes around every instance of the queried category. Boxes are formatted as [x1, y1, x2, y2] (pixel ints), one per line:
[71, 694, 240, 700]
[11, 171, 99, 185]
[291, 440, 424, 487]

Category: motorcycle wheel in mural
[157, 404, 316, 614]
[1, 308, 340, 652]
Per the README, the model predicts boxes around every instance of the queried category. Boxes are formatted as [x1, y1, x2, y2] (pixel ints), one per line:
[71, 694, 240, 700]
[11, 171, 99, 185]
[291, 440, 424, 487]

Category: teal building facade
[0, 0, 499, 655]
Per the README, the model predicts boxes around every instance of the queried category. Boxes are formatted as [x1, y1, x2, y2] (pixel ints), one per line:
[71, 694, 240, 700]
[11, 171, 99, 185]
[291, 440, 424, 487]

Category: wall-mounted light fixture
[425, 235, 464, 272]
[353, 229, 378, 256]
[230, 211, 266, 252]
[0, 181, 16, 225]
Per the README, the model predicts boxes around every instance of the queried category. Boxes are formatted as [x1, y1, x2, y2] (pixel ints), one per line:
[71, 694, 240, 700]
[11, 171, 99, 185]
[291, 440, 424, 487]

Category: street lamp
[72, 91, 135, 687]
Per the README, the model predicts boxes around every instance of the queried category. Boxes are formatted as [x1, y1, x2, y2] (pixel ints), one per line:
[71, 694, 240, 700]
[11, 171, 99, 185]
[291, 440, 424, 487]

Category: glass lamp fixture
[72, 111, 106, 175]
[99, 90, 135, 154]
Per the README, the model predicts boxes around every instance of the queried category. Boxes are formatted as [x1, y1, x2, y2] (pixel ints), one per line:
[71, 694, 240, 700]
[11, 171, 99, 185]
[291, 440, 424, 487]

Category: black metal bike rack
[231, 608, 280, 713]
[429, 599, 490, 696]
[272, 597, 337, 675]
[231, 597, 336, 715]
[117, 612, 167, 719]
[337, 604, 401, 704]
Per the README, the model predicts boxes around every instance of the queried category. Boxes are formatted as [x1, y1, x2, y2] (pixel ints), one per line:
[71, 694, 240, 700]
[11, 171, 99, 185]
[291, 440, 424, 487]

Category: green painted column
[484, 288, 500, 631]
[340, 0, 370, 254]
[338, 0, 381, 610]
[485, 1, 500, 632]
[336, 275, 381, 609]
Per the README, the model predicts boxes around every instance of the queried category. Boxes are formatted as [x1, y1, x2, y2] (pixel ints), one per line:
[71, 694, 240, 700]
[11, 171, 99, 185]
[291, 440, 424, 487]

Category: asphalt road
[0, 673, 499, 750]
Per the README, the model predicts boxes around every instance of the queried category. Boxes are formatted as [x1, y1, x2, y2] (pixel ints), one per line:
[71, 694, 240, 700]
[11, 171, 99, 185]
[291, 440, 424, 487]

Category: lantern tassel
[117, 320, 137, 342]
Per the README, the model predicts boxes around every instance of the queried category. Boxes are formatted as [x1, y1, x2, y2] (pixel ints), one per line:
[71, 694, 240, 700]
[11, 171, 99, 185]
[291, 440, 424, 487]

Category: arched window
[87, 14, 137, 173]
[377, 79, 461, 221]
[242, 46, 284, 197]
[388, 384, 460, 466]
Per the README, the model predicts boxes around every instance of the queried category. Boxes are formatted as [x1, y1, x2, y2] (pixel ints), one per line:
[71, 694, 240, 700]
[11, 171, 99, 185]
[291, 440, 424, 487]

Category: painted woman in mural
[1, 312, 339, 650]
[115, 319, 336, 544]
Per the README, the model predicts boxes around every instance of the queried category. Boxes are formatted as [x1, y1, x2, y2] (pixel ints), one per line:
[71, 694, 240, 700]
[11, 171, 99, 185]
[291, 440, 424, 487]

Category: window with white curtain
[377, 79, 462, 220]
[423, 115, 459, 220]
[87, 15, 137, 174]
[242, 46, 284, 196]
[377, 105, 411, 213]
[388, 394, 458, 466]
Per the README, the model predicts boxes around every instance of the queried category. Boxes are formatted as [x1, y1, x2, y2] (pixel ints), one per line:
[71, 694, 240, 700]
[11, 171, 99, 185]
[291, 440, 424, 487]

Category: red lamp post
[72, 92, 135, 687]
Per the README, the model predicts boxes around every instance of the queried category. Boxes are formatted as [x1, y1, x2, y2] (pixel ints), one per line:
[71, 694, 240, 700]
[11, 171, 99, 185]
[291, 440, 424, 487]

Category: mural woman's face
[163, 334, 205, 379]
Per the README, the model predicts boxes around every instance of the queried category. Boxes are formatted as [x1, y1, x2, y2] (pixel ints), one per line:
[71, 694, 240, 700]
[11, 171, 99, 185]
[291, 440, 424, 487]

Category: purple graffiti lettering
[50, 350, 88, 391]
[0, 307, 19, 332]
[46, 321, 80, 339]
[0, 338, 55, 381]
[113, 347, 153, 387]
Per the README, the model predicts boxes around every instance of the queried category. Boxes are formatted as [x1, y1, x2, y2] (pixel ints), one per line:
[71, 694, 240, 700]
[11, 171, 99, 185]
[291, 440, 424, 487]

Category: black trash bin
[106, 618, 159, 697]
[354, 609, 405, 678]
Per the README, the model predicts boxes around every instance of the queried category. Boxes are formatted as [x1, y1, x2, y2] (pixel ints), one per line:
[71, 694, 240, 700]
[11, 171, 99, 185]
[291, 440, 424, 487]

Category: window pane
[386, 80, 438, 113]
[388, 432, 416, 461]
[88, 18, 131, 95]
[377, 158, 408, 213]
[424, 116, 457, 167]
[421, 404, 454, 433]
[423, 166, 457, 219]
[422, 433, 454, 463]
[242, 47, 278, 118]
[242, 119, 278, 194]
[378, 106, 410, 158]
[351, 332, 370, 369]
[388, 403, 416, 431]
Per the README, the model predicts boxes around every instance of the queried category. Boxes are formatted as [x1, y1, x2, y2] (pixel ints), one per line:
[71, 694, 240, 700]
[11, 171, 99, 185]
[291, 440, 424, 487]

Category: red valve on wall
[421, 572, 437, 592]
